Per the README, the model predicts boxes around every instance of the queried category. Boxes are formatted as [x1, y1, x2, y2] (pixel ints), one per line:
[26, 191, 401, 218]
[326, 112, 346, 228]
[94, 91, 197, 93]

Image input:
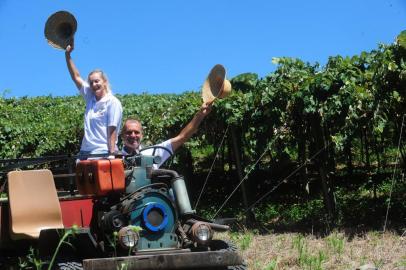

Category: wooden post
[298, 124, 309, 193]
[230, 126, 255, 224]
[310, 115, 335, 221]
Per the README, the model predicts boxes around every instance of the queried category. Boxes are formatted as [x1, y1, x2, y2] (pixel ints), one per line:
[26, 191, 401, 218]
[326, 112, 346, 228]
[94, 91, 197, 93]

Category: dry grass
[219, 230, 406, 270]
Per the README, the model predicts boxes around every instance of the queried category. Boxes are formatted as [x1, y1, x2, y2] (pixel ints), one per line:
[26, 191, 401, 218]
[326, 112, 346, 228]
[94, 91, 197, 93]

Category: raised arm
[65, 40, 85, 90]
[170, 102, 212, 152]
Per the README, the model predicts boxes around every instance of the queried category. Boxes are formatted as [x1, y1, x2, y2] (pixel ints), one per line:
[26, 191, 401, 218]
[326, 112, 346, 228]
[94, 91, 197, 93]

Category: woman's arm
[107, 98, 123, 155]
[65, 40, 84, 90]
[107, 126, 118, 154]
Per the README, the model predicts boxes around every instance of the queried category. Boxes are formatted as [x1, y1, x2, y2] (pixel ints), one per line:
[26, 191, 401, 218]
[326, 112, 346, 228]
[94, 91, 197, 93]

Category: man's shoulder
[154, 140, 173, 155]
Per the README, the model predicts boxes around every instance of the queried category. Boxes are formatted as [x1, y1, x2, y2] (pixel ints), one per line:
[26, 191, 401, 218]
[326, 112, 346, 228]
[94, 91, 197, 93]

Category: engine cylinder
[171, 177, 194, 215]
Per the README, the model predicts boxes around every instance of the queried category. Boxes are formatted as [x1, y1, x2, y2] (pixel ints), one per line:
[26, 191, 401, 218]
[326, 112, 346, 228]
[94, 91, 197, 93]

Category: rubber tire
[52, 260, 84, 270]
[208, 240, 247, 270]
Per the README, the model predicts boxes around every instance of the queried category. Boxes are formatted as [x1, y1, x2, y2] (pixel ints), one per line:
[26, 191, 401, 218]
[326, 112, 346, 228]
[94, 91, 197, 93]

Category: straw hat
[202, 64, 232, 103]
[44, 11, 77, 50]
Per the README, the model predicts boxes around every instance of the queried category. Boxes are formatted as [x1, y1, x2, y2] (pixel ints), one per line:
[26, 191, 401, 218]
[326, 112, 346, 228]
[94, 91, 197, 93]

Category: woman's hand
[65, 38, 75, 54]
[65, 44, 73, 54]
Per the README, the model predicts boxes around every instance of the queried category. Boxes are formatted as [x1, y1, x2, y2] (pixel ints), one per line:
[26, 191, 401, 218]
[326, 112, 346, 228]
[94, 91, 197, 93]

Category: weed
[106, 231, 119, 257]
[264, 257, 278, 270]
[292, 234, 306, 260]
[230, 231, 253, 251]
[372, 258, 384, 269]
[17, 226, 79, 270]
[47, 225, 78, 270]
[253, 260, 262, 270]
[359, 255, 368, 267]
[395, 258, 406, 267]
[310, 251, 326, 270]
[326, 232, 345, 255]
[23, 247, 44, 270]
[293, 234, 326, 270]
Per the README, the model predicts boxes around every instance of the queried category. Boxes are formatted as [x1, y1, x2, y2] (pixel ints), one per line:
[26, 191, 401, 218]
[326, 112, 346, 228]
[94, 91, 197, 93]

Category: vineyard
[1, 36, 406, 231]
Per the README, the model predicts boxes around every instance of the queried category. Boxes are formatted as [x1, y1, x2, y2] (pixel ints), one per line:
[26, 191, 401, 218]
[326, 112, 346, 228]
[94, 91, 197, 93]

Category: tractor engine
[76, 152, 196, 255]
[98, 184, 179, 252]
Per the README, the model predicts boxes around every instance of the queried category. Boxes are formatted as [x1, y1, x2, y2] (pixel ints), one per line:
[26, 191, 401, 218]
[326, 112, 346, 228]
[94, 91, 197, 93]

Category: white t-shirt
[122, 139, 173, 169]
[80, 83, 123, 153]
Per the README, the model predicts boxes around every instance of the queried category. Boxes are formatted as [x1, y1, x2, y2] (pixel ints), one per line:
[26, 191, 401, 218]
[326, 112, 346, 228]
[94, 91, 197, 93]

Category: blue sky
[0, 0, 405, 98]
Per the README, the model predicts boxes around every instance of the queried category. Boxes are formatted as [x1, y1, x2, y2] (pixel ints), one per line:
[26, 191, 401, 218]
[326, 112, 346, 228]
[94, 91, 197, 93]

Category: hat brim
[44, 11, 77, 50]
[202, 64, 231, 103]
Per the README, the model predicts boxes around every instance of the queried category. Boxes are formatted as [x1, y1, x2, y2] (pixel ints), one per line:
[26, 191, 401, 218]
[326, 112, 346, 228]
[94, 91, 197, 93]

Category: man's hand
[170, 101, 213, 152]
[200, 102, 213, 117]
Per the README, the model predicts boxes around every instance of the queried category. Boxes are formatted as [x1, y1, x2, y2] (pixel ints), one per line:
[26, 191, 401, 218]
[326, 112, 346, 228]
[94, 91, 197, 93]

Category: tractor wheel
[46, 259, 83, 270]
[208, 240, 247, 270]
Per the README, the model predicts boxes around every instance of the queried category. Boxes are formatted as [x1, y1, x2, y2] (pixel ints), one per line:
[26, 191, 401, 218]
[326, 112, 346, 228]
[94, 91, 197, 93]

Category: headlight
[190, 222, 213, 244]
[118, 226, 140, 249]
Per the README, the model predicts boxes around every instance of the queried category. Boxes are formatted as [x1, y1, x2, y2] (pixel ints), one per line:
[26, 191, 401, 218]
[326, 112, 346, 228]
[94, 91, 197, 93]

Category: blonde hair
[88, 69, 112, 93]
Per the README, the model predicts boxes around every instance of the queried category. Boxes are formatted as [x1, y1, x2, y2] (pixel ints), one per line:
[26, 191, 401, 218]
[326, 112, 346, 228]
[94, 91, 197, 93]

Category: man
[121, 102, 212, 168]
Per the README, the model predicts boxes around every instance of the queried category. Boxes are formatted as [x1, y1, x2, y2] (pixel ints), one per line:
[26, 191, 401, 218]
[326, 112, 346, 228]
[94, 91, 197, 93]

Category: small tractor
[0, 146, 245, 269]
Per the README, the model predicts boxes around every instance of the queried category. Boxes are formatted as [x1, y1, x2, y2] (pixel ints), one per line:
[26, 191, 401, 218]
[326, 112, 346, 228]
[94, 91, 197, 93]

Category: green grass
[18, 226, 78, 270]
[293, 234, 326, 270]
[264, 258, 279, 270]
[230, 231, 253, 251]
[326, 232, 345, 255]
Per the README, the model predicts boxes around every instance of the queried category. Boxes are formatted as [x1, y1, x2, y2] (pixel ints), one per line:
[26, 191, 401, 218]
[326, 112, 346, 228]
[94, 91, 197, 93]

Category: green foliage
[230, 73, 259, 92]
[2, 40, 404, 167]
[259, 204, 280, 223]
[0, 95, 83, 158]
[229, 231, 253, 251]
[396, 30, 406, 49]
[17, 226, 78, 270]
[22, 247, 44, 270]
[47, 226, 78, 270]
[283, 200, 325, 224]
[396, 258, 406, 268]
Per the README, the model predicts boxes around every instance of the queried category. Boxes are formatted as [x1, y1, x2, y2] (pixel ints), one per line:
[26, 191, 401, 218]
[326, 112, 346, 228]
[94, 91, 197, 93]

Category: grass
[16, 226, 78, 270]
[292, 234, 325, 270]
[263, 258, 279, 270]
[205, 170, 405, 269]
[230, 231, 254, 251]
[325, 232, 345, 255]
[218, 230, 405, 270]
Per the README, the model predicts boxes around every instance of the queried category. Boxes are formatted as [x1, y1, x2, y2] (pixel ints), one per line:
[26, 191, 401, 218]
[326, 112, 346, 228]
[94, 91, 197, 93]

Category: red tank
[76, 159, 125, 196]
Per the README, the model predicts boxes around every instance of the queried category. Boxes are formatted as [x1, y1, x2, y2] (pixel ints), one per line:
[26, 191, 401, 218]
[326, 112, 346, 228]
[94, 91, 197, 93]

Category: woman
[65, 39, 122, 158]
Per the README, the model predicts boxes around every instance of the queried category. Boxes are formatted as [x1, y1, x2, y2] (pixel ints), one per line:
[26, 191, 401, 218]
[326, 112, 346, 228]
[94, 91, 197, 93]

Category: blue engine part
[142, 203, 169, 232]
[125, 187, 179, 250]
